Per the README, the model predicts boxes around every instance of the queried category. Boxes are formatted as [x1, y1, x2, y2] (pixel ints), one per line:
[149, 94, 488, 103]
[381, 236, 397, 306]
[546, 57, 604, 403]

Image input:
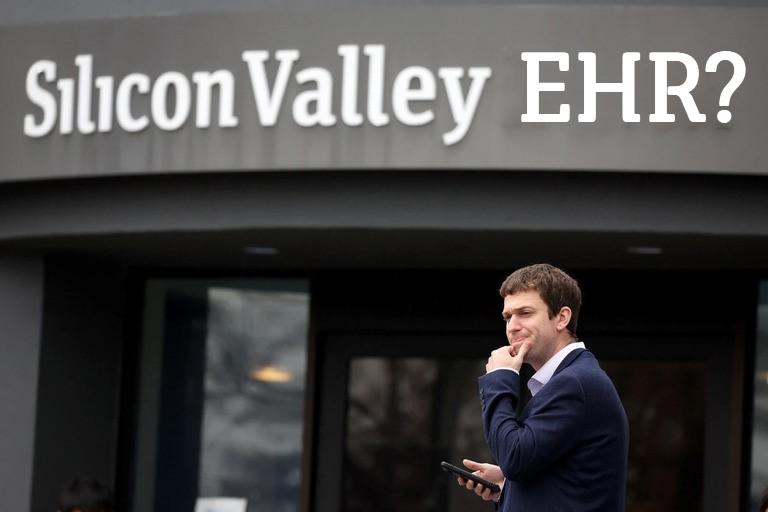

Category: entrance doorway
[313, 332, 735, 512]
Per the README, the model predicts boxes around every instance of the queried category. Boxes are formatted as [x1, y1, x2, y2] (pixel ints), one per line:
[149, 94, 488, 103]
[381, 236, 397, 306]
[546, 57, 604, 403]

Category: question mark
[705, 51, 746, 123]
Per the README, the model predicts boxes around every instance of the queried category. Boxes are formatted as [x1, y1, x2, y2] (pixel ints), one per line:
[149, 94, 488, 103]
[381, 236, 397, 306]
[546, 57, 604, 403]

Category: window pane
[602, 362, 706, 512]
[751, 283, 768, 510]
[344, 358, 492, 512]
[344, 356, 706, 512]
[198, 286, 309, 511]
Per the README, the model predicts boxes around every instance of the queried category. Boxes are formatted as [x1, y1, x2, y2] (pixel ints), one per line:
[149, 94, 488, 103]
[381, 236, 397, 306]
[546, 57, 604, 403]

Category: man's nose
[507, 317, 521, 332]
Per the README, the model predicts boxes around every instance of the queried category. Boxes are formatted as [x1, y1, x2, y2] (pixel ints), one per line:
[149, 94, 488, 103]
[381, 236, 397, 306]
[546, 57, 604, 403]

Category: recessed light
[626, 246, 662, 255]
[250, 366, 293, 383]
[243, 246, 278, 255]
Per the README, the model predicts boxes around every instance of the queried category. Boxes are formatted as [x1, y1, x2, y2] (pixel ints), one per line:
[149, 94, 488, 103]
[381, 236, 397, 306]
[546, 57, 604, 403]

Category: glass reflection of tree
[345, 359, 439, 512]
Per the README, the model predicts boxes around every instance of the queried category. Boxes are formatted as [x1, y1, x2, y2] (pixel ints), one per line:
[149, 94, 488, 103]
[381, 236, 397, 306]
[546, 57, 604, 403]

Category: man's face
[502, 289, 562, 368]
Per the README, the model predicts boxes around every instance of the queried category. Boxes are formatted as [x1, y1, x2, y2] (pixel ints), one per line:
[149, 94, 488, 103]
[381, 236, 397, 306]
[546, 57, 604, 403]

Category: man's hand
[456, 459, 504, 501]
[485, 342, 530, 373]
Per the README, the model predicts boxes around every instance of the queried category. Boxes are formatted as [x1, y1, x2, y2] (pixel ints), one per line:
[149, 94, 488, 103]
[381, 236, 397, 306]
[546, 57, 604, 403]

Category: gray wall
[3, 0, 767, 27]
[0, 256, 44, 512]
[2, 172, 768, 241]
[29, 257, 126, 512]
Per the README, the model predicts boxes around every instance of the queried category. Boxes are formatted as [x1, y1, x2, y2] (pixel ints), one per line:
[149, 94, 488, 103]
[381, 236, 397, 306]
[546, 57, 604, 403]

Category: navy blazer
[478, 349, 628, 512]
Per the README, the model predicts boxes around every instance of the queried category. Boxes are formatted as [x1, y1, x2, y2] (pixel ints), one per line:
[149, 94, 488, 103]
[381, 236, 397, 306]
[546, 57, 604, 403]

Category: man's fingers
[457, 476, 466, 486]
[481, 488, 492, 500]
[474, 483, 485, 496]
[463, 458, 482, 470]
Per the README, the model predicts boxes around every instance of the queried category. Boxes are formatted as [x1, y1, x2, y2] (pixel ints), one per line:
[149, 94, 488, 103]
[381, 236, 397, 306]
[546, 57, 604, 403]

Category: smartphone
[440, 461, 501, 493]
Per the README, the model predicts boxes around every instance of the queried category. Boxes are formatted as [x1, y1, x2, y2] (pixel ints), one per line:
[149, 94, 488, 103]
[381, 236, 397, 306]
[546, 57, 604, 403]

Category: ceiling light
[250, 366, 293, 383]
[243, 246, 278, 255]
[626, 246, 663, 255]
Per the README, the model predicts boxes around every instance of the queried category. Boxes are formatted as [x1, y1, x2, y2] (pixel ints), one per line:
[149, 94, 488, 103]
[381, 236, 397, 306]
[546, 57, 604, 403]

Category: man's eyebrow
[503, 306, 535, 315]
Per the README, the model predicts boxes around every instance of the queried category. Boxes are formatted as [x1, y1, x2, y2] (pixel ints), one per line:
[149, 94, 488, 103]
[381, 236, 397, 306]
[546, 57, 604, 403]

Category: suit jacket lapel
[520, 348, 587, 419]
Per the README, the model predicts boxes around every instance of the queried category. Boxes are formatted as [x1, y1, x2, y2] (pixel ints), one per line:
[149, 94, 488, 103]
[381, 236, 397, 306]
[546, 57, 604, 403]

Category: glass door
[313, 333, 735, 512]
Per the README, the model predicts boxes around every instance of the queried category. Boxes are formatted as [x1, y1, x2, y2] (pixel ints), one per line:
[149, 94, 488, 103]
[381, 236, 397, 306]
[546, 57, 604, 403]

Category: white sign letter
[364, 44, 389, 127]
[24, 60, 57, 138]
[649, 52, 705, 122]
[338, 44, 364, 126]
[292, 67, 337, 127]
[392, 66, 436, 126]
[192, 70, 239, 128]
[521, 52, 570, 122]
[151, 71, 192, 131]
[57, 78, 75, 134]
[578, 52, 640, 123]
[242, 49, 299, 126]
[116, 73, 150, 132]
[438, 66, 492, 146]
[75, 54, 96, 134]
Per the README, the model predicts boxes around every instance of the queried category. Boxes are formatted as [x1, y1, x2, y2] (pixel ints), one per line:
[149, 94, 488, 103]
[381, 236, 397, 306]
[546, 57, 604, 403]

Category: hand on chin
[509, 339, 529, 356]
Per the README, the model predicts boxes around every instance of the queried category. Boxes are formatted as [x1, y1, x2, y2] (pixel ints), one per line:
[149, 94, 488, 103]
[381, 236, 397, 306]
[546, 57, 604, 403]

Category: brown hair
[499, 263, 582, 336]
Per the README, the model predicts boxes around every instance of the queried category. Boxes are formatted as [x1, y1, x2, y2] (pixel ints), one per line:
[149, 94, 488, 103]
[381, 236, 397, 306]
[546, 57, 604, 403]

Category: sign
[0, 6, 766, 181]
[194, 497, 247, 512]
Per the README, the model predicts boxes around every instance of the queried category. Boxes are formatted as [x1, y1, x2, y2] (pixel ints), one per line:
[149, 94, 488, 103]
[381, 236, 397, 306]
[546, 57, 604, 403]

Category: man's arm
[478, 369, 586, 481]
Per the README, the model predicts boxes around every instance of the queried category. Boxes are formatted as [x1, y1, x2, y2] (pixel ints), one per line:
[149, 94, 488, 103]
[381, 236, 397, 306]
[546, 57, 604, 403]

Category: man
[761, 486, 768, 512]
[58, 476, 114, 512]
[457, 263, 628, 511]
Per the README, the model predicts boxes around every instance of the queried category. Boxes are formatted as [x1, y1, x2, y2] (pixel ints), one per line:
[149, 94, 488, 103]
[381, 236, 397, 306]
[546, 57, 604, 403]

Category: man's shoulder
[555, 351, 614, 388]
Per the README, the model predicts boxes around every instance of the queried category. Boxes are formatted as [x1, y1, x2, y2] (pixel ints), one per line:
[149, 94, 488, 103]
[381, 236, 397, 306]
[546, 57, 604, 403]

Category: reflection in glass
[345, 358, 492, 512]
[198, 285, 309, 512]
[344, 356, 706, 512]
[751, 283, 768, 510]
[603, 362, 705, 512]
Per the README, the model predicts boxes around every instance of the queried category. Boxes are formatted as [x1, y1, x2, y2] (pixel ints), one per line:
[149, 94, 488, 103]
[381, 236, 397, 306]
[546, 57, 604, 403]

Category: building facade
[1, 2, 768, 511]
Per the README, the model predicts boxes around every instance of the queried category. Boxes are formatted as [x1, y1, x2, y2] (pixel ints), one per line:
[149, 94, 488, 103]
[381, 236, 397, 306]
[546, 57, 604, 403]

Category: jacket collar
[552, 346, 587, 378]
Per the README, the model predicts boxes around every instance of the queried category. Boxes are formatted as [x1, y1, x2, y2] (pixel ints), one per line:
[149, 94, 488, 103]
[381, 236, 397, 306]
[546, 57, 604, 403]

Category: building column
[0, 255, 44, 512]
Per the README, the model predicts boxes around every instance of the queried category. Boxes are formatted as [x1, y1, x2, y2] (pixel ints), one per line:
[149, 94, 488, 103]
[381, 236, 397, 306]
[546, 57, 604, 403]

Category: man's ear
[556, 306, 572, 332]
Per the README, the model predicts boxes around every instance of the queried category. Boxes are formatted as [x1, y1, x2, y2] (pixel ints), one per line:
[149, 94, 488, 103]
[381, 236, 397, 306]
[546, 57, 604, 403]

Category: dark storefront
[1, 3, 768, 512]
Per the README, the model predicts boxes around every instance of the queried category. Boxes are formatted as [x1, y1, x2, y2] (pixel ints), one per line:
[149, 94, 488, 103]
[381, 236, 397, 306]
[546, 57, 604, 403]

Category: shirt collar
[527, 341, 586, 396]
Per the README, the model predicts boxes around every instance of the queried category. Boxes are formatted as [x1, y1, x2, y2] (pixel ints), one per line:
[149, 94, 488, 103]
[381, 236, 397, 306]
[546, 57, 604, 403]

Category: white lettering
[293, 67, 336, 127]
[439, 66, 492, 146]
[191, 70, 239, 128]
[242, 49, 299, 126]
[363, 44, 389, 127]
[649, 52, 705, 123]
[578, 52, 640, 123]
[338, 44, 363, 126]
[116, 73, 150, 132]
[95, 76, 114, 132]
[24, 60, 57, 138]
[151, 71, 192, 131]
[75, 55, 96, 134]
[57, 78, 75, 134]
[392, 66, 436, 126]
[521, 52, 570, 123]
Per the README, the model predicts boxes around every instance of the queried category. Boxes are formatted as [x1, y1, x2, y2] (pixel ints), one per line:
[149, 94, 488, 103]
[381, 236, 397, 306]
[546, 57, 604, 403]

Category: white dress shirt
[527, 341, 585, 396]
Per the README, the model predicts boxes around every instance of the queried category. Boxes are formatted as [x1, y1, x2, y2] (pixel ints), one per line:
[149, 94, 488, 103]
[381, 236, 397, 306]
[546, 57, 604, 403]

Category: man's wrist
[486, 367, 520, 375]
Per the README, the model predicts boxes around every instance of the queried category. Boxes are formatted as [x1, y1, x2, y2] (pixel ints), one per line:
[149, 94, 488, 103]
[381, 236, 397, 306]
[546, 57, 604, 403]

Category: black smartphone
[440, 461, 501, 493]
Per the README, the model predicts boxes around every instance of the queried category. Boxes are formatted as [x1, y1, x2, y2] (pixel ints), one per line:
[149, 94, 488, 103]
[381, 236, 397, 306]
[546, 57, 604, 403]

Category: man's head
[761, 486, 768, 512]
[499, 264, 582, 369]
[58, 477, 113, 512]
